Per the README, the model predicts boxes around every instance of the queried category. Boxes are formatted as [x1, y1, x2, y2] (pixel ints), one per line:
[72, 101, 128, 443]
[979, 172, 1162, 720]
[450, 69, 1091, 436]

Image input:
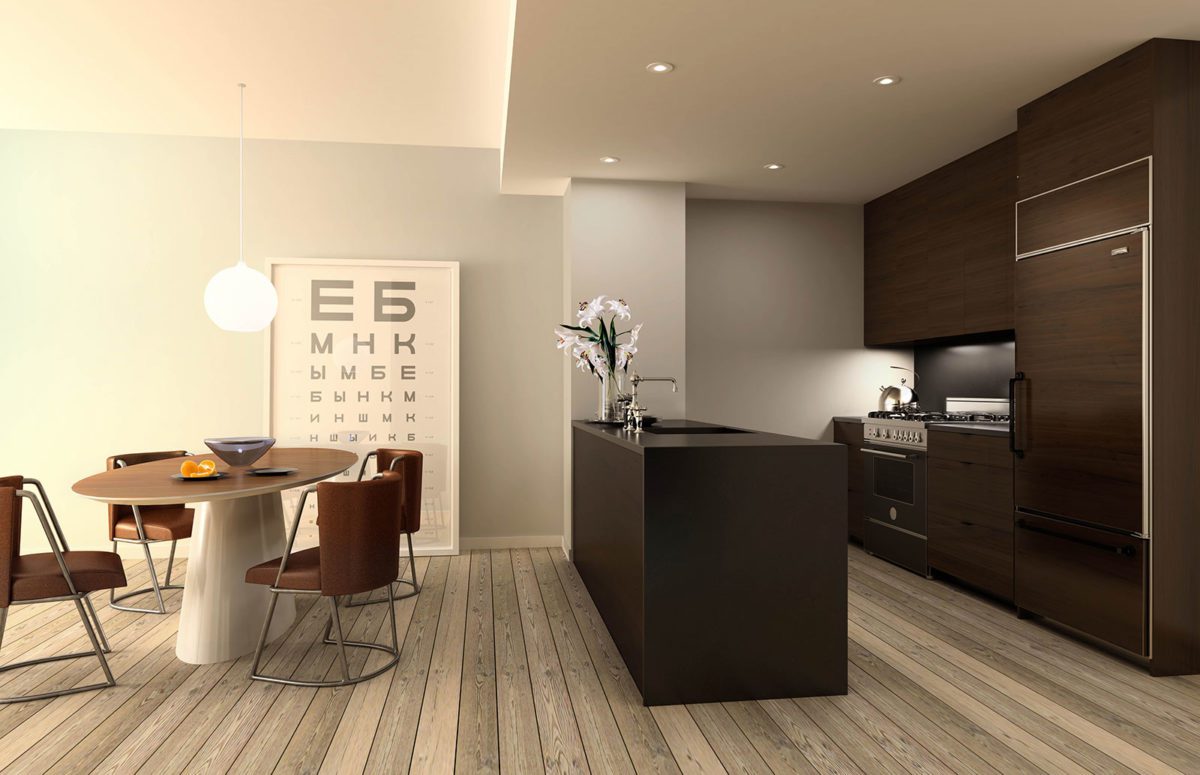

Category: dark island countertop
[572, 419, 836, 453]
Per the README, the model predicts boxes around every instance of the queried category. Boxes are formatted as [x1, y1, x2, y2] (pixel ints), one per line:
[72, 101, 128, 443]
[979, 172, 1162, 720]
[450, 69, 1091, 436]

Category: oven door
[861, 444, 926, 536]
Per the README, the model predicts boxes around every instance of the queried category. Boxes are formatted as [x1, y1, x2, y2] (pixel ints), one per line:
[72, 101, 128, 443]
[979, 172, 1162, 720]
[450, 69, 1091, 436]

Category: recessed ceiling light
[873, 75, 902, 86]
[646, 62, 675, 74]
[763, 163, 785, 171]
[600, 156, 621, 164]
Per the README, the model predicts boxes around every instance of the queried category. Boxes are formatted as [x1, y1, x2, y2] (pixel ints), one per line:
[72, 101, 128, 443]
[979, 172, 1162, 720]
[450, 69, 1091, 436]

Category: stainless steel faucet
[625, 374, 678, 431]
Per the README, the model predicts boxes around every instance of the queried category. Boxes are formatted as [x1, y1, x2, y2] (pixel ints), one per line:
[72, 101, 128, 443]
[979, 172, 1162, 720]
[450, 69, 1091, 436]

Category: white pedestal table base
[176, 492, 296, 664]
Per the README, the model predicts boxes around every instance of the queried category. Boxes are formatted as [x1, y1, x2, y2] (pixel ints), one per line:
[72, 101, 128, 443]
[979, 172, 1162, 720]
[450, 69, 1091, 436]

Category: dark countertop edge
[572, 419, 836, 453]
[928, 422, 1011, 437]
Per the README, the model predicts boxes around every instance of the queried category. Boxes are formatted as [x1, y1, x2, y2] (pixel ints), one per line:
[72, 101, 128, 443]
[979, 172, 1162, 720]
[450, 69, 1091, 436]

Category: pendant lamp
[204, 83, 278, 332]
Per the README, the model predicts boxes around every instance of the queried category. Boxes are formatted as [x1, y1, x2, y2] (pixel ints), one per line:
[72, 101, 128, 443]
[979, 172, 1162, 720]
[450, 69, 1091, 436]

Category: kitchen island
[572, 419, 846, 706]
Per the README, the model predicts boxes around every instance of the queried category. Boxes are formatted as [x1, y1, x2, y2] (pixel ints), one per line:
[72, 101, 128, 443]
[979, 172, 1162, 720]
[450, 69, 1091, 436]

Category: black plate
[248, 467, 298, 476]
[170, 472, 227, 481]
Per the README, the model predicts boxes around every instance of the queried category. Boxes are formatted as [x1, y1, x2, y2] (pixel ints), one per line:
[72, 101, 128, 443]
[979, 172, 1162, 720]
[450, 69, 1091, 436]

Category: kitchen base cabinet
[834, 420, 864, 541]
[927, 431, 1014, 602]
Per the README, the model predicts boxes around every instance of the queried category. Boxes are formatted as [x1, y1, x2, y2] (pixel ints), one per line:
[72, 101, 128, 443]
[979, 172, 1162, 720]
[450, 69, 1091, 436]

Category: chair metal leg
[250, 586, 403, 688]
[82, 595, 111, 653]
[326, 597, 352, 682]
[164, 540, 178, 586]
[110, 540, 183, 614]
[73, 598, 116, 686]
[249, 592, 280, 680]
[1, 595, 122, 704]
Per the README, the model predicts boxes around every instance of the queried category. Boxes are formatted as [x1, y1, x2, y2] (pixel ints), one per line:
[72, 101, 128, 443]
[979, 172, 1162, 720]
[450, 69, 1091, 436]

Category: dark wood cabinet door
[928, 456, 1014, 601]
[864, 133, 1015, 345]
[1015, 512, 1147, 655]
[1017, 159, 1150, 256]
[1014, 232, 1144, 534]
[1017, 43, 1153, 199]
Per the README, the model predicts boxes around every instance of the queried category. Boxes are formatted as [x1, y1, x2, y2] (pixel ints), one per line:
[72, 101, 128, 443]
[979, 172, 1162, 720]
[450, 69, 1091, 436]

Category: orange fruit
[197, 460, 217, 476]
[180, 460, 199, 477]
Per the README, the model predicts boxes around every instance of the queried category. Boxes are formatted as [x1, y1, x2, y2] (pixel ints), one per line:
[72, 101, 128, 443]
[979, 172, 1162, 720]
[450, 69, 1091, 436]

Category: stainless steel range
[861, 398, 1009, 576]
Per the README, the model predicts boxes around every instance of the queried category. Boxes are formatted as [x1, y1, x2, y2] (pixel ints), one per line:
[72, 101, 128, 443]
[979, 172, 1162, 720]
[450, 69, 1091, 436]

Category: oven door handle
[860, 448, 917, 461]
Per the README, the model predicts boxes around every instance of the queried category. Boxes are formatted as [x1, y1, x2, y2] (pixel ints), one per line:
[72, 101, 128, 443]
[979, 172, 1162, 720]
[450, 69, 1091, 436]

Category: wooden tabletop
[72, 447, 359, 505]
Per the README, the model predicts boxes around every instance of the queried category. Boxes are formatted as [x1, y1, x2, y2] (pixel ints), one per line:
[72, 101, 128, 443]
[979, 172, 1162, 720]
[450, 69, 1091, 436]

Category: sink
[642, 426, 750, 435]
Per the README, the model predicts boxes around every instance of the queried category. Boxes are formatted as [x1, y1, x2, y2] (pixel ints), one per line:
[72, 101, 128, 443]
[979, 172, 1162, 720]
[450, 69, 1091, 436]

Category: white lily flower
[627, 323, 642, 344]
[575, 355, 591, 372]
[616, 339, 638, 370]
[554, 329, 580, 351]
[606, 298, 631, 321]
[577, 295, 606, 328]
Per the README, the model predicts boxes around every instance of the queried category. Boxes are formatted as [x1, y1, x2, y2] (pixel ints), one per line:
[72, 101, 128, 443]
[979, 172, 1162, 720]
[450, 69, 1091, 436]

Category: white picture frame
[265, 257, 460, 555]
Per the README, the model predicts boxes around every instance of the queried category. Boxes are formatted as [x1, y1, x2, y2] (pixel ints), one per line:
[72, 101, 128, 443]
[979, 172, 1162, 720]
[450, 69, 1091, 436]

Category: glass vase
[596, 370, 620, 423]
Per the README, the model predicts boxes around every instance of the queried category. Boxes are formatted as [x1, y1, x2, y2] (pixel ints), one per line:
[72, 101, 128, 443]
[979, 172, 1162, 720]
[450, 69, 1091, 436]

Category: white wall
[0, 130, 563, 551]
[563, 179, 687, 419]
[686, 199, 912, 440]
[559, 179, 687, 554]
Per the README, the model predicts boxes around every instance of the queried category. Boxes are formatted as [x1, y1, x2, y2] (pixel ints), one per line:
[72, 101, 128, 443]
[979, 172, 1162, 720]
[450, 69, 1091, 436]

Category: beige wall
[563, 179, 687, 419]
[686, 199, 912, 440]
[560, 179, 687, 554]
[0, 130, 563, 552]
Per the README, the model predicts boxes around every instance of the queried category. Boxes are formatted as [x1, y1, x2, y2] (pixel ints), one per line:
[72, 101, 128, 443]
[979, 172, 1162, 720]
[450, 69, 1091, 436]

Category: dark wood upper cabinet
[1017, 44, 1153, 200]
[864, 133, 1016, 346]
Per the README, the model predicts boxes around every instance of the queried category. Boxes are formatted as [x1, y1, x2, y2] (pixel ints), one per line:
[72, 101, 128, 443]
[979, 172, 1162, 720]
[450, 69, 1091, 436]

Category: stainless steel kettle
[878, 366, 919, 411]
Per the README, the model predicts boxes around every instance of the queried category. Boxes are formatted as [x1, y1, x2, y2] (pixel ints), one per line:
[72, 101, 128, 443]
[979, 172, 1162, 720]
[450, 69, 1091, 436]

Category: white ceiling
[501, 0, 1200, 202]
[0, 0, 512, 148]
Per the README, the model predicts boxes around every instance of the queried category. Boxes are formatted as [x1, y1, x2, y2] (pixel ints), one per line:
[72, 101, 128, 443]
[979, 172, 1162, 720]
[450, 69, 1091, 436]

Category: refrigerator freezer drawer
[1015, 512, 1147, 656]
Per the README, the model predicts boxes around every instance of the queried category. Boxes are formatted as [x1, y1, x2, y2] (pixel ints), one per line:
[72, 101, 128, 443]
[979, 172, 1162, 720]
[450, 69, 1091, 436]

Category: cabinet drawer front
[928, 511, 1013, 601]
[848, 490, 864, 542]
[1016, 158, 1149, 257]
[928, 431, 1013, 469]
[1015, 512, 1147, 655]
[834, 422, 864, 493]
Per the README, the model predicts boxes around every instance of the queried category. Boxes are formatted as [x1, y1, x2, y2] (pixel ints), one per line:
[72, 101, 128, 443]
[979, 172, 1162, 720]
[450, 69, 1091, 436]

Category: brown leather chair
[350, 448, 423, 605]
[1, 476, 126, 703]
[107, 450, 193, 614]
[245, 474, 403, 687]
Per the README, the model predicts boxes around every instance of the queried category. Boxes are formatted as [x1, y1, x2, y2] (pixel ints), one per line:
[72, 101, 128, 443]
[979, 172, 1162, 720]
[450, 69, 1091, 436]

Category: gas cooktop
[866, 410, 1010, 423]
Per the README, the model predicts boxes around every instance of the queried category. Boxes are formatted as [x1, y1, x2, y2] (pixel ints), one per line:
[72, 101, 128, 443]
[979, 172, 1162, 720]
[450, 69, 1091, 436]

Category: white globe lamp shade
[204, 262, 278, 332]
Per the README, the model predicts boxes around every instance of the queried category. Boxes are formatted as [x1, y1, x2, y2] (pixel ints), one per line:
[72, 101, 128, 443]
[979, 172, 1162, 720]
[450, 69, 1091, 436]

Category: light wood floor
[2, 546, 1199, 773]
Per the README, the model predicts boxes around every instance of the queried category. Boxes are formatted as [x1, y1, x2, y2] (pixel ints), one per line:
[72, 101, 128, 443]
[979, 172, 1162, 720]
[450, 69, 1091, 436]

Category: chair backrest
[375, 449, 423, 533]
[0, 476, 25, 608]
[105, 451, 189, 536]
[316, 474, 404, 597]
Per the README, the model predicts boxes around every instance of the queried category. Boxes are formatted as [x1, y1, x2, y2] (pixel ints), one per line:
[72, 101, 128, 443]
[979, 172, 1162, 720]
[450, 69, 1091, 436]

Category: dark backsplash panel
[914, 334, 1015, 412]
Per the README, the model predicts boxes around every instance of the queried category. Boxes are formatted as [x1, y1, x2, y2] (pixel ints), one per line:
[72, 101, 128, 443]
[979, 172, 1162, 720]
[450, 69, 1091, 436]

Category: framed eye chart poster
[267, 258, 460, 555]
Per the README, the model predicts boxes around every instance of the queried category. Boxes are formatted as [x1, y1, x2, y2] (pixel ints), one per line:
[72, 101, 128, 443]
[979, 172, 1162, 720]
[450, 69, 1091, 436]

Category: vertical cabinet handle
[1009, 372, 1025, 459]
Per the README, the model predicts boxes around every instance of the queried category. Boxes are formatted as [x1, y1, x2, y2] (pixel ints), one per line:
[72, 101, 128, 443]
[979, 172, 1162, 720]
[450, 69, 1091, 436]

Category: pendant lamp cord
[238, 82, 246, 266]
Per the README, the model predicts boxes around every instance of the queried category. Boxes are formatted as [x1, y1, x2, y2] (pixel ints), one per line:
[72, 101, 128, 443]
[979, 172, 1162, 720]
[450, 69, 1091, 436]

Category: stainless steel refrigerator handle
[860, 448, 915, 461]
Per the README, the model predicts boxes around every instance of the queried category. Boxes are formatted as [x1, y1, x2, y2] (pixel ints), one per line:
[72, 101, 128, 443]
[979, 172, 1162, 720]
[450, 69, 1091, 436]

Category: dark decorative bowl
[204, 437, 276, 468]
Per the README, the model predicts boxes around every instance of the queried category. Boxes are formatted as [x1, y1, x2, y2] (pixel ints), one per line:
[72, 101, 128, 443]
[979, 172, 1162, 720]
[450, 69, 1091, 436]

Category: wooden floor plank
[686, 702, 771, 775]
[362, 556, 451, 773]
[510, 548, 589, 774]
[409, 553, 472, 773]
[548, 549, 681, 775]
[794, 695, 910, 774]
[1, 547, 1194, 775]
[528, 549, 634, 774]
[317, 559, 432, 775]
[285, 558, 430, 775]
[724, 699, 825, 774]
[489, 549, 545, 774]
[455, 551, 499, 775]
[648, 705, 726, 775]
[850, 570, 1200, 771]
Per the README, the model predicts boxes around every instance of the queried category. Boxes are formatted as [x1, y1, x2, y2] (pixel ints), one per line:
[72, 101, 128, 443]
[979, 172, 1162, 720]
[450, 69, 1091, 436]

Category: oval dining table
[73, 447, 357, 664]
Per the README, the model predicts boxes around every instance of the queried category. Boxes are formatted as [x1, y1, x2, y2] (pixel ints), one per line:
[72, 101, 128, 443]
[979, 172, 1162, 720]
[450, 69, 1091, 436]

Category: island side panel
[641, 443, 847, 705]
[571, 427, 646, 690]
